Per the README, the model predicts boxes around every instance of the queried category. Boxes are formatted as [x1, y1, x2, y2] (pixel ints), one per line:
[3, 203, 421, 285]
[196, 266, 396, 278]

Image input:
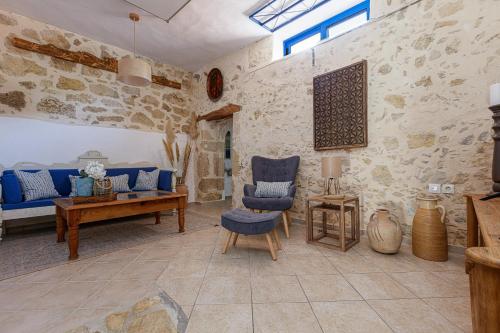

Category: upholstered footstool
[221, 209, 282, 260]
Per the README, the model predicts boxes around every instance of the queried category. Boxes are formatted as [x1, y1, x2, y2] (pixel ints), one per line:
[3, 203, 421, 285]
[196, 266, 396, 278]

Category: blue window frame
[283, 0, 370, 56]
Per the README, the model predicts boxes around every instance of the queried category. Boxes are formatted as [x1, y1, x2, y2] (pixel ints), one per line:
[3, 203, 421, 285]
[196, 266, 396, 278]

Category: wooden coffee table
[54, 190, 186, 260]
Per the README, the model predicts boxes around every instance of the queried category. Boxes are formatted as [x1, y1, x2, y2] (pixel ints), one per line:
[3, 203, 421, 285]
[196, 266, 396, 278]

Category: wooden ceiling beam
[197, 103, 241, 122]
[10, 37, 182, 90]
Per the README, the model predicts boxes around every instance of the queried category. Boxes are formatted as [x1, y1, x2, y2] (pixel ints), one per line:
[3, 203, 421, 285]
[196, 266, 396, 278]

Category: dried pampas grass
[163, 116, 197, 185]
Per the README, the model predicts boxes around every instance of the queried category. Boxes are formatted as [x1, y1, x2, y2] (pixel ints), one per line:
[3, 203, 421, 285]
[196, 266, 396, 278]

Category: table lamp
[321, 156, 344, 199]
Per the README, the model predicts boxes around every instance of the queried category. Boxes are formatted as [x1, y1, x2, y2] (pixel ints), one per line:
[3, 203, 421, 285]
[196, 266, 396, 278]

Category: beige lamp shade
[117, 55, 151, 87]
[321, 156, 343, 178]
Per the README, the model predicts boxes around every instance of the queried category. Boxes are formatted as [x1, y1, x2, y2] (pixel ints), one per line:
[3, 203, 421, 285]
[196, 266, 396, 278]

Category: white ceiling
[0, 0, 271, 71]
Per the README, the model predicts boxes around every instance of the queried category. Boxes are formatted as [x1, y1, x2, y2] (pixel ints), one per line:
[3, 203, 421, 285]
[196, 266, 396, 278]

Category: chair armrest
[244, 184, 256, 197]
[287, 184, 296, 198]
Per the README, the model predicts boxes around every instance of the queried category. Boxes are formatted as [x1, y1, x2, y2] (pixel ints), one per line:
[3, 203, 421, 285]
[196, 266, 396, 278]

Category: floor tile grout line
[295, 274, 326, 333]
[329, 254, 397, 333]
[420, 297, 469, 333]
[188, 229, 217, 324]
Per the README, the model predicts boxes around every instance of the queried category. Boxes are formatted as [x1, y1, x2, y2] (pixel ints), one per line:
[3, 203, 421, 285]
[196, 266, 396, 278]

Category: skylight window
[250, 0, 331, 32]
[283, 0, 370, 56]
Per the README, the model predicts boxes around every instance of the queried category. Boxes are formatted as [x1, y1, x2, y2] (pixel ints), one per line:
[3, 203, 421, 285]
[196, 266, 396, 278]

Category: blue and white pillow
[109, 174, 131, 193]
[14, 169, 60, 201]
[133, 169, 159, 191]
[255, 181, 292, 198]
[68, 175, 78, 197]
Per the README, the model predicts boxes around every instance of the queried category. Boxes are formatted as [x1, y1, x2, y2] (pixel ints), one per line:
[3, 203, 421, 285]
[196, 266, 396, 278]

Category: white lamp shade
[321, 157, 343, 178]
[117, 56, 151, 87]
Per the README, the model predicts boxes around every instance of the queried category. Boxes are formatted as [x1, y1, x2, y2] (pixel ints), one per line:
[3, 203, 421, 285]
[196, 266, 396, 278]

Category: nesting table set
[306, 195, 360, 252]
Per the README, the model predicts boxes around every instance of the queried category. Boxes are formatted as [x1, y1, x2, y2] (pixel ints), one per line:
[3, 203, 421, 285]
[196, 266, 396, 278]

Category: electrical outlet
[428, 183, 441, 194]
[442, 184, 455, 194]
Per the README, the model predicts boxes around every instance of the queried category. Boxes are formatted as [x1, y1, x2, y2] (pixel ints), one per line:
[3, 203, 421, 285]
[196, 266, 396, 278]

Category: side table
[306, 195, 360, 251]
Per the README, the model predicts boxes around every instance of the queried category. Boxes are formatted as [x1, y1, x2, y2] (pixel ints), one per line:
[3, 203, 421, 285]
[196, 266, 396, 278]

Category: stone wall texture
[0, 9, 194, 134]
[192, 0, 500, 247]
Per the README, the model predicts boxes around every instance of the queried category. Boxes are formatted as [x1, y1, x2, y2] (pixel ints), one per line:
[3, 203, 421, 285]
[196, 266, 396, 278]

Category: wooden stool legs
[222, 231, 233, 254]
[265, 233, 277, 261]
[222, 228, 281, 260]
[272, 228, 282, 250]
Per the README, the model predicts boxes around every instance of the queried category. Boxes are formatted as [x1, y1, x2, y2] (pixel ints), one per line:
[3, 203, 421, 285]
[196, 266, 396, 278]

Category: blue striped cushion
[133, 169, 159, 191]
[255, 181, 291, 198]
[110, 174, 131, 193]
[14, 169, 60, 201]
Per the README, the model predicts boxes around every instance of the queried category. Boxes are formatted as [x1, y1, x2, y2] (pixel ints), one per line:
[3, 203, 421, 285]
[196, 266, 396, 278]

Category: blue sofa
[0, 167, 173, 238]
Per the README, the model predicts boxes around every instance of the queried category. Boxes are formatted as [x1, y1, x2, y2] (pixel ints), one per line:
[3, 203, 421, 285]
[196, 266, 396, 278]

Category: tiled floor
[0, 201, 471, 333]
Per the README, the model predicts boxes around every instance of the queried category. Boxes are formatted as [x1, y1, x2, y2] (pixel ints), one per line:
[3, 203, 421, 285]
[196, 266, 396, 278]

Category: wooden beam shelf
[10, 37, 182, 90]
[197, 103, 241, 122]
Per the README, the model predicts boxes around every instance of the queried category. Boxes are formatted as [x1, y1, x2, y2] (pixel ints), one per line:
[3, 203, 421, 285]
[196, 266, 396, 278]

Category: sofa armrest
[287, 184, 296, 198]
[244, 184, 256, 197]
[158, 170, 173, 192]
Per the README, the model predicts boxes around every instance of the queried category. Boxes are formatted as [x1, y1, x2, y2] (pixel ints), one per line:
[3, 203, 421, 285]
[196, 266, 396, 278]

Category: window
[249, 0, 332, 32]
[283, 0, 370, 56]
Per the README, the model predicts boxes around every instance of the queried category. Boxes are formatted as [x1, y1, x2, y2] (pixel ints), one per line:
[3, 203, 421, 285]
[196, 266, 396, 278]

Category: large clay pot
[367, 208, 403, 254]
[175, 184, 188, 204]
[412, 196, 448, 261]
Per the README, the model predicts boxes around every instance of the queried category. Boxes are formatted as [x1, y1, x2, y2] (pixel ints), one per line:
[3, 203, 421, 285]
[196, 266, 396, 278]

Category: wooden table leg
[340, 204, 346, 251]
[67, 211, 81, 260]
[233, 233, 239, 246]
[56, 206, 65, 243]
[355, 199, 360, 242]
[155, 211, 161, 225]
[322, 211, 327, 236]
[350, 209, 356, 241]
[178, 207, 185, 233]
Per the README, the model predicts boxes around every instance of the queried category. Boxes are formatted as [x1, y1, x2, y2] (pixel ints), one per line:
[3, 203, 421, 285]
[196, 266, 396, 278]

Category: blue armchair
[242, 156, 300, 238]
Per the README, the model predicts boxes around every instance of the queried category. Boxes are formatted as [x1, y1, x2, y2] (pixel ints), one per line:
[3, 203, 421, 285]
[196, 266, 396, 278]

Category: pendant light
[117, 13, 151, 87]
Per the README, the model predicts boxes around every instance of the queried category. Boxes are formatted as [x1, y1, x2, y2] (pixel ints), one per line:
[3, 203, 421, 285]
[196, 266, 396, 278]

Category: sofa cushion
[133, 169, 160, 191]
[14, 170, 61, 201]
[242, 196, 293, 211]
[109, 174, 131, 193]
[158, 170, 173, 191]
[2, 198, 59, 211]
[1, 174, 23, 204]
[105, 167, 157, 189]
[49, 169, 80, 196]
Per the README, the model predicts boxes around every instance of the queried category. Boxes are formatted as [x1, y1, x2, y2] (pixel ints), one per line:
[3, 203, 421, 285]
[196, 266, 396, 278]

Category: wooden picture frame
[313, 60, 368, 150]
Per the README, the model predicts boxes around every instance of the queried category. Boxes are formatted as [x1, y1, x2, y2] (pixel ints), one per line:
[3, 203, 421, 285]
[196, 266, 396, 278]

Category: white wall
[0, 117, 195, 202]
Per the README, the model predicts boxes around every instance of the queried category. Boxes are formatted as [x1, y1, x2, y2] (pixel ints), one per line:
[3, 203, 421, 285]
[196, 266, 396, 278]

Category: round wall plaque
[207, 68, 223, 101]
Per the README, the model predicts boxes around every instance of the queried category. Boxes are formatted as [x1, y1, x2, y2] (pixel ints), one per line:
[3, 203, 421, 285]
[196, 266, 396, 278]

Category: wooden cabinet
[464, 195, 500, 333]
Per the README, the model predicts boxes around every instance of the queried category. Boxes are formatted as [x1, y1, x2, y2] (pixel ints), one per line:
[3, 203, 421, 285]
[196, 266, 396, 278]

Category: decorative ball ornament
[207, 68, 223, 101]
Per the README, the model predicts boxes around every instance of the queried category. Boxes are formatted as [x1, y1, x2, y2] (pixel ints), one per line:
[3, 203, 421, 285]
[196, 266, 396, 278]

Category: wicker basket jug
[412, 196, 448, 261]
[93, 177, 113, 197]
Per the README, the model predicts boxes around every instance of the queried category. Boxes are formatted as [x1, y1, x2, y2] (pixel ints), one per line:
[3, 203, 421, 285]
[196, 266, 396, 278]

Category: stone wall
[0, 9, 194, 134]
[192, 0, 500, 247]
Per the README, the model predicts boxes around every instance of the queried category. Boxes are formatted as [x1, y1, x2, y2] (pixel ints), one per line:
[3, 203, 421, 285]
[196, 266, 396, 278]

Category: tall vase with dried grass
[162, 114, 198, 199]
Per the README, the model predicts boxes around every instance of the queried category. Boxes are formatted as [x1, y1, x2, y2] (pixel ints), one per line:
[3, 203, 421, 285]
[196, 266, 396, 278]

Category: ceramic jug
[412, 196, 448, 261]
[367, 208, 403, 254]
